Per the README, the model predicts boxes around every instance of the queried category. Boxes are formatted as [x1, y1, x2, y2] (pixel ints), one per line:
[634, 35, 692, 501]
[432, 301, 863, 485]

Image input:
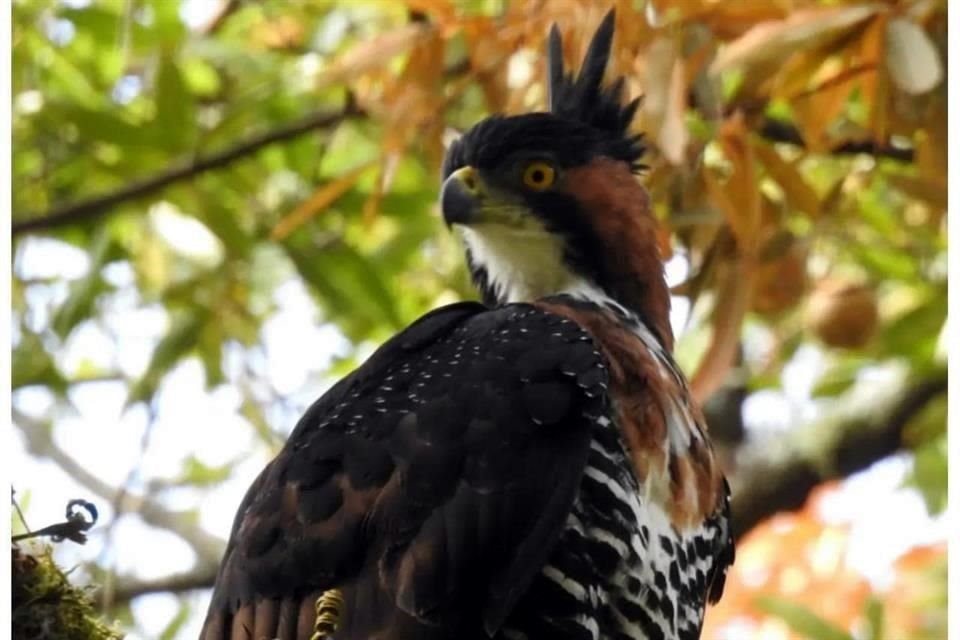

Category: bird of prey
[201, 10, 733, 640]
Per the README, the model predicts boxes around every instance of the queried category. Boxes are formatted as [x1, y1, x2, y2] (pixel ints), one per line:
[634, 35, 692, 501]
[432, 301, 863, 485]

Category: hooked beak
[441, 166, 484, 227]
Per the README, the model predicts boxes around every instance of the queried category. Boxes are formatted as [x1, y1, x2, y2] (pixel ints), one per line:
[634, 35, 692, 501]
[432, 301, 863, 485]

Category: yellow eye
[521, 162, 556, 191]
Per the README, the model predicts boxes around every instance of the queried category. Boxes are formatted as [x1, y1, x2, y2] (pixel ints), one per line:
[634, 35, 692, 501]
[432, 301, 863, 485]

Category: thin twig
[758, 116, 915, 163]
[12, 409, 225, 560]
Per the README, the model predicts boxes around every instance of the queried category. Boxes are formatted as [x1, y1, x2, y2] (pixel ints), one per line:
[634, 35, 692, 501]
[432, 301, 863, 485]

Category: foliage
[10, 0, 947, 637]
[12, 545, 123, 640]
[702, 484, 947, 640]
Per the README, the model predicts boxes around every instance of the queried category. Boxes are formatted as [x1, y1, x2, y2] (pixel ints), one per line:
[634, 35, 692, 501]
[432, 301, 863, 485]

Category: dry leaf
[317, 23, 430, 90]
[362, 153, 402, 226]
[702, 0, 791, 40]
[272, 161, 378, 241]
[402, 0, 456, 23]
[702, 165, 745, 246]
[716, 114, 761, 254]
[711, 4, 881, 75]
[752, 140, 820, 217]
[884, 173, 947, 210]
[641, 36, 679, 135]
[659, 60, 689, 165]
[884, 17, 943, 95]
[690, 257, 752, 403]
[915, 103, 947, 186]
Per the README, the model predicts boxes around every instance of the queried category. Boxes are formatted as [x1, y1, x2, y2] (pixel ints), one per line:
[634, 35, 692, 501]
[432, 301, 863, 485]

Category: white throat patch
[456, 223, 609, 305]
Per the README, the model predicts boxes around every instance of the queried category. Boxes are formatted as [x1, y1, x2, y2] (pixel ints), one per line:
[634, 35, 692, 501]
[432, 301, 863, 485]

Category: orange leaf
[857, 14, 884, 106]
[716, 114, 761, 254]
[915, 104, 947, 186]
[710, 4, 881, 75]
[402, 0, 456, 24]
[690, 256, 752, 403]
[659, 59, 688, 165]
[641, 36, 679, 137]
[884, 173, 947, 210]
[317, 23, 429, 89]
[702, 166, 742, 239]
[362, 153, 401, 226]
[752, 140, 821, 217]
[272, 161, 378, 241]
[866, 13, 892, 142]
[791, 66, 857, 151]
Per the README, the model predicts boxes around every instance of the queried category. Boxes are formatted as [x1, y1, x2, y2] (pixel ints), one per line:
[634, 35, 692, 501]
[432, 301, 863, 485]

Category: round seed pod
[805, 278, 879, 349]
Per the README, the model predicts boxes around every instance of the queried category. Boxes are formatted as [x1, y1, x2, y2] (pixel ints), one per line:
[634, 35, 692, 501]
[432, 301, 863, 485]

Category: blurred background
[10, 1, 948, 639]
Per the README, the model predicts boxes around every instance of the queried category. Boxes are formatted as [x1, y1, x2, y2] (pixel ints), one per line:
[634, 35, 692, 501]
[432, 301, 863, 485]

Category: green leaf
[127, 311, 207, 406]
[285, 238, 402, 340]
[198, 322, 225, 389]
[754, 595, 855, 640]
[52, 230, 116, 339]
[59, 104, 145, 148]
[157, 601, 191, 640]
[152, 56, 196, 150]
[148, 0, 187, 46]
[176, 455, 234, 487]
[811, 357, 868, 398]
[12, 331, 67, 392]
[906, 434, 947, 514]
[241, 396, 283, 450]
[877, 292, 946, 365]
[60, 6, 121, 44]
[180, 58, 222, 98]
[852, 244, 917, 280]
[863, 596, 884, 640]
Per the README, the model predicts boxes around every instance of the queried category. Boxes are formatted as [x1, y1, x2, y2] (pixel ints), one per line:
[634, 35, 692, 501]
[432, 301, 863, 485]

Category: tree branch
[758, 117, 915, 163]
[110, 562, 221, 606]
[728, 367, 947, 539]
[12, 105, 357, 236]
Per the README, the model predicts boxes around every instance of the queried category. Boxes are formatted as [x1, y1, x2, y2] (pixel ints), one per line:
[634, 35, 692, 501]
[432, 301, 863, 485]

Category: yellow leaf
[362, 153, 401, 226]
[710, 4, 881, 75]
[884, 173, 947, 210]
[659, 60, 688, 166]
[402, 0, 456, 23]
[690, 257, 752, 403]
[271, 161, 378, 241]
[703, 165, 745, 245]
[701, 0, 791, 40]
[915, 103, 947, 186]
[317, 23, 429, 89]
[791, 57, 857, 151]
[716, 114, 761, 254]
[641, 36, 679, 133]
[752, 140, 820, 217]
[884, 17, 943, 95]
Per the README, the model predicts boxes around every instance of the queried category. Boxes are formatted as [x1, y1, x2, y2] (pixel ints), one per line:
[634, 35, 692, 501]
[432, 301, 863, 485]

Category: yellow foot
[310, 589, 344, 640]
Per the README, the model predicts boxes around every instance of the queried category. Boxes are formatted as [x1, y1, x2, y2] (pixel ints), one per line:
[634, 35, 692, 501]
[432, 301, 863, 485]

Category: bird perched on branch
[201, 10, 733, 640]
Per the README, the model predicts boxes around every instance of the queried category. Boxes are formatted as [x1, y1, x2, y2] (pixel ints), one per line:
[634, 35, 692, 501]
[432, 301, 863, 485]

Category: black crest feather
[547, 10, 644, 170]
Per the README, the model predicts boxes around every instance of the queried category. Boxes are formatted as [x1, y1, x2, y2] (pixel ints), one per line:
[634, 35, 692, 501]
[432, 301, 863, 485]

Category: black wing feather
[201, 303, 607, 640]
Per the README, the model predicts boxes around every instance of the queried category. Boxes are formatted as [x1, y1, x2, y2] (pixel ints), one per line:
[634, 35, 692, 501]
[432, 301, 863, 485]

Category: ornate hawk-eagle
[201, 11, 733, 640]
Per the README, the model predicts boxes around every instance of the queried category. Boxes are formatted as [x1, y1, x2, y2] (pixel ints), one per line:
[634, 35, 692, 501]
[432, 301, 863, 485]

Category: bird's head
[441, 10, 672, 347]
